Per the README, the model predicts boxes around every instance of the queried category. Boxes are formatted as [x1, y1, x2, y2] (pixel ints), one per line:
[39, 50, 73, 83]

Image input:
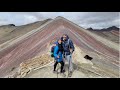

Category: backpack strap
[68, 39, 70, 49]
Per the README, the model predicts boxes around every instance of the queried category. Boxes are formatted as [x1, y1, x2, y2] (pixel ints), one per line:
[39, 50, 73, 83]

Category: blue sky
[0, 12, 119, 29]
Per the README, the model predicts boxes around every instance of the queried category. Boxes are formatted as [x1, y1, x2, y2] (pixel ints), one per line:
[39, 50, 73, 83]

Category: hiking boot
[68, 71, 73, 77]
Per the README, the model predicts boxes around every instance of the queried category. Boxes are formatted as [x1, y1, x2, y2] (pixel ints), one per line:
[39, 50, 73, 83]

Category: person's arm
[54, 46, 59, 58]
[62, 42, 65, 51]
[69, 40, 75, 52]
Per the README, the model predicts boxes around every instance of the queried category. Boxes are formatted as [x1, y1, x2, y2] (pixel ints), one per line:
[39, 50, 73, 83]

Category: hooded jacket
[62, 35, 75, 55]
[53, 41, 63, 62]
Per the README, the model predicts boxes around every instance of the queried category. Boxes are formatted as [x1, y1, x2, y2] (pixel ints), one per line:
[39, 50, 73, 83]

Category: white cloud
[22, 15, 38, 25]
[0, 12, 119, 29]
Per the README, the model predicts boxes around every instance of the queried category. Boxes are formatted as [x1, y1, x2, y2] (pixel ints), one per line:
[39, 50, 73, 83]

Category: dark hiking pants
[54, 61, 64, 73]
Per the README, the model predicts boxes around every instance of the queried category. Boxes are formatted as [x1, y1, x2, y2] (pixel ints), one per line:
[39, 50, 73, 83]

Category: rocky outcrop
[105, 26, 119, 31]
[7, 54, 53, 78]
[86, 27, 93, 30]
[8, 24, 15, 26]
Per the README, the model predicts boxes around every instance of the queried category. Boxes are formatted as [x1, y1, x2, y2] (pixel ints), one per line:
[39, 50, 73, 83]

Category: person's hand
[63, 55, 65, 58]
[63, 38, 65, 41]
[70, 49, 73, 53]
[57, 56, 59, 58]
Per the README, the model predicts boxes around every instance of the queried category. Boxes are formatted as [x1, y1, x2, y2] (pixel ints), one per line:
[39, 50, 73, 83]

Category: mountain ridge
[87, 26, 119, 31]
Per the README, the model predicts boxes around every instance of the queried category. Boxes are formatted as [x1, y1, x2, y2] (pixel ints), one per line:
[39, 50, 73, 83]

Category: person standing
[53, 38, 65, 77]
[61, 34, 75, 77]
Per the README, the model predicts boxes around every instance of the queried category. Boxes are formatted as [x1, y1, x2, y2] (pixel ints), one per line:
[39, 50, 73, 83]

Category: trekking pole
[67, 53, 71, 78]
[67, 60, 70, 78]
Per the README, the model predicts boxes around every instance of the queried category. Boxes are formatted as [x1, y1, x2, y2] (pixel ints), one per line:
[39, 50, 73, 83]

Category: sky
[0, 12, 119, 29]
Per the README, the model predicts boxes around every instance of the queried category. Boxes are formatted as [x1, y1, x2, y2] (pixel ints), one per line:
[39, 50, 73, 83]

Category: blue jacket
[54, 46, 63, 62]
[62, 38, 75, 55]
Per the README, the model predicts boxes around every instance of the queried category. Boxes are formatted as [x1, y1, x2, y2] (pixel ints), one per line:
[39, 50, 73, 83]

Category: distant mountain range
[87, 26, 119, 31]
